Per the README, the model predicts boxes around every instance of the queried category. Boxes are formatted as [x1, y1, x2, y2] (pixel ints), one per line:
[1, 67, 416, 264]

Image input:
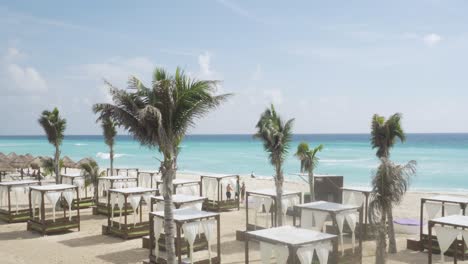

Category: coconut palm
[100, 117, 117, 174]
[369, 158, 416, 264]
[93, 67, 230, 263]
[295, 142, 324, 201]
[370, 113, 406, 254]
[38, 107, 66, 184]
[79, 159, 105, 204]
[254, 104, 294, 226]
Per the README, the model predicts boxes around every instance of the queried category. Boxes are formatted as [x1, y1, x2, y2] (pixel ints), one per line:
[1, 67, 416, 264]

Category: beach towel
[313, 211, 329, 232]
[202, 219, 216, 264]
[297, 245, 315, 264]
[182, 221, 200, 264]
[316, 241, 332, 264]
[444, 203, 461, 216]
[63, 190, 74, 220]
[45, 191, 62, 222]
[434, 226, 459, 263]
[153, 217, 163, 259]
[425, 202, 442, 220]
[129, 195, 141, 226]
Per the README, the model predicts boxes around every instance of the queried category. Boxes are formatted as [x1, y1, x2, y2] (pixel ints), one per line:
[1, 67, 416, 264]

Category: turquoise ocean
[0, 134, 467, 191]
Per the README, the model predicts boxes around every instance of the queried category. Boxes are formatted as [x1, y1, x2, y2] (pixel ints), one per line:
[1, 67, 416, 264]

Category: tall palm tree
[79, 159, 105, 205]
[370, 113, 406, 254]
[369, 158, 416, 264]
[93, 67, 230, 264]
[294, 142, 323, 201]
[38, 108, 66, 184]
[100, 117, 117, 174]
[254, 104, 294, 226]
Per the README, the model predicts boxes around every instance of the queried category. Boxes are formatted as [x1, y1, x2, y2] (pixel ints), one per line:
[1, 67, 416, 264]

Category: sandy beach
[0, 172, 466, 264]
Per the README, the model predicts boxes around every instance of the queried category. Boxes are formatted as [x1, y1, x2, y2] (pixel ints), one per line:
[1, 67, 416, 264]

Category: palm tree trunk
[308, 171, 314, 202]
[55, 145, 60, 184]
[275, 162, 284, 226]
[161, 156, 176, 264]
[387, 208, 397, 253]
[110, 145, 114, 175]
[375, 209, 387, 264]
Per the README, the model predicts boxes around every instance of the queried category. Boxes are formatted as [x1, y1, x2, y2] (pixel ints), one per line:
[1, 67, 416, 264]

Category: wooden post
[200, 176, 203, 198]
[217, 179, 221, 212]
[7, 186, 11, 222]
[428, 221, 433, 264]
[217, 214, 221, 263]
[76, 187, 80, 231]
[420, 198, 424, 249]
[364, 193, 369, 239]
[41, 191, 46, 236]
[124, 194, 128, 238]
[149, 214, 154, 261]
[139, 197, 143, 223]
[245, 192, 249, 230]
[359, 207, 363, 264]
[177, 223, 182, 264]
[28, 187, 32, 220]
[107, 190, 111, 228]
[237, 175, 240, 211]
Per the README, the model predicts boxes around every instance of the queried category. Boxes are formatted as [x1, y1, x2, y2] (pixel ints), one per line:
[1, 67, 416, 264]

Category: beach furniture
[142, 194, 207, 249]
[428, 215, 468, 264]
[245, 225, 338, 264]
[341, 186, 372, 238]
[156, 178, 201, 196]
[106, 167, 139, 177]
[102, 187, 158, 239]
[145, 208, 221, 264]
[61, 172, 94, 209]
[200, 174, 240, 212]
[412, 195, 468, 258]
[94, 175, 139, 215]
[293, 201, 363, 258]
[293, 173, 343, 203]
[138, 170, 160, 188]
[0, 180, 39, 223]
[27, 184, 80, 235]
[244, 189, 302, 232]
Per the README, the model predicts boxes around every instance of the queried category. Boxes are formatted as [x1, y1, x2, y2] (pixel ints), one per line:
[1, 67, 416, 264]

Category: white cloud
[423, 33, 442, 46]
[7, 64, 47, 92]
[198, 52, 214, 78]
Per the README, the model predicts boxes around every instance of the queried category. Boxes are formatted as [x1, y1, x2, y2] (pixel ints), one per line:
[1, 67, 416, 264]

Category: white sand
[0, 172, 467, 263]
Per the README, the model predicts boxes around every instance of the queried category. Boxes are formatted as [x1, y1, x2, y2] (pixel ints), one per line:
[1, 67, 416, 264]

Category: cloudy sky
[1, 0, 467, 135]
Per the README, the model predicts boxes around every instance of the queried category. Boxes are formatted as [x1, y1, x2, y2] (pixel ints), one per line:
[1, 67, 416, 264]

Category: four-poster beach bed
[145, 208, 221, 264]
[61, 172, 94, 209]
[428, 215, 468, 264]
[245, 225, 338, 264]
[200, 174, 240, 212]
[0, 180, 39, 223]
[27, 184, 80, 235]
[138, 170, 160, 188]
[102, 187, 158, 239]
[142, 194, 207, 249]
[293, 201, 363, 260]
[341, 186, 372, 239]
[94, 175, 139, 215]
[156, 179, 201, 196]
[106, 168, 139, 177]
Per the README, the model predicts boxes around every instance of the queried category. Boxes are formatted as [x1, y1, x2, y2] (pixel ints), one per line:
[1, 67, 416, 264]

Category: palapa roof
[10, 155, 32, 168]
[6, 152, 18, 160]
[30, 156, 48, 168]
[62, 156, 77, 168]
[0, 160, 15, 171]
[76, 157, 94, 166]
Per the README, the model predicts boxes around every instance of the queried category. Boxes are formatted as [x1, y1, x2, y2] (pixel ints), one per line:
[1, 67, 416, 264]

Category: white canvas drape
[11, 187, 23, 213]
[45, 192, 62, 222]
[117, 194, 125, 228]
[129, 195, 141, 227]
[0, 186, 6, 207]
[63, 190, 75, 221]
[260, 242, 288, 264]
[110, 193, 118, 226]
[434, 226, 460, 263]
[181, 201, 203, 211]
[31, 190, 41, 218]
[316, 241, 332, 264]
[426, 202, 442, 220]
[345, 213, 358, 253]
[313, 211, 329, 232]
[182, 221, 200, 264]
[297, 245, 315, 264]
[336, 210, 358, 255]
[263, 198, 273, 228]
[153, 217, 163, 259]
[142, 193, 152, 209]
[343, 190, 355, 205]
[301, 210, 314, 229]
[251, 196, 263, 229]
[201, 219, 216, 264]
[444, 203, 461, 216]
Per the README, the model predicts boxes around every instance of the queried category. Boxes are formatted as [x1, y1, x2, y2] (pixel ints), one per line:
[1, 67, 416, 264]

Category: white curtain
[153, 217, 163, 259]
[260, 242, 275, 264]
[426, 202, 442, 220]
[201, 219, 216, 264]
[301, 210, 314, 229]
[336, 212, 346, 256]
[313, 211, 329, 232]
[117, 194, 125, 228]
[182, 221, 200, 264]
[62, 190, 75, 221]
[110, 193, 118, 226]
[296, 245, 315, 264]
[263, 198, 273, 228]
[142, 193, 152, 209]
[11, 187, 23, 213]
[345, 213, 358, 253]
[31, 190, 41, 218]
[129, 195, 142, 227]
[45, 192, 62, 222]
[274, 245, 289, 264]
[434, 226, 460, 263]
[343, 190, 355, 205]
[316, 241, 332, 264]
[445, 203, 461, 216]
[0, 186, 5, 207]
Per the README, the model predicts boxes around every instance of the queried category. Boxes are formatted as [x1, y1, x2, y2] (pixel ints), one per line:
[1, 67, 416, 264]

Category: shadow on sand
[59, 234, 122, 247]
[96, 248, 147, 264]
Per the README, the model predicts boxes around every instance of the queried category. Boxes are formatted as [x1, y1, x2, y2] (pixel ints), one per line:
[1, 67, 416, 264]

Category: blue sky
[0, 0, 467, 135]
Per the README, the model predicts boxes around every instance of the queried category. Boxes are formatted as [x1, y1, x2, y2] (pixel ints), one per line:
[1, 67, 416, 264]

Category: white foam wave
[96, 152, 130, 160]
[74, 143, 88, 146]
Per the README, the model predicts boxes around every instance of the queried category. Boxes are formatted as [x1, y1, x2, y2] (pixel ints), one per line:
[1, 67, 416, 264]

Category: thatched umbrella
[0, 160, 14, 182]
[0, 152, 7, 161]
[62, 156, 77, 173]
[7, 152, 18, 161]
[76, 157, 94, 166]
[10, 155, 31, 178]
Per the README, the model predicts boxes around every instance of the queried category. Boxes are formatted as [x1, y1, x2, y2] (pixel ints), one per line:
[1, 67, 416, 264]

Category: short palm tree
[100, 117, 117, 174]
[93, 67, 230, 264]
[254, 104, 294, 226]
[38, 108, 66, 184]
[369, 158, 416, 264]
[79, 159, 105, 205]
[370, 113, 406, 254]
[295, 142, 323, 201]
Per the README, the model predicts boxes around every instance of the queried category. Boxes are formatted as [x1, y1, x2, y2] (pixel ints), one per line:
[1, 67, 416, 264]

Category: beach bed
[293, 201, 363, 258]
[0, 180, 40, 223]
[428, 215, 468, 264]
[102, 187, 158, 239]
[138, 170, 159, 188]
[106, 167, 139, 177]
[142, 194, 207, 249]
[94, 175, 139, 215]
[62, 172, 94, 209]
[341, 186, 372, 238]
[27, 184, 80, 235]
[200, 174, 240, 212]
[145, 208, 221, 264]
[156, 179, 201, 196]
[244, 225, 338, 264]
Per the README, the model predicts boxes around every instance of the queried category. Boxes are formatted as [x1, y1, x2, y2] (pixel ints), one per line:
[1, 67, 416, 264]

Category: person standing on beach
[235, 179, 240, 200]
[241, 182, 246, 203]
[226, 184, 233, 200]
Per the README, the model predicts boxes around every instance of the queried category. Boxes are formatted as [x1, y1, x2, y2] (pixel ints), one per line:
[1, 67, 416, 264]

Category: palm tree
[369, 158, 416, 264]
[79, 159, 105, 205]
[100, 117, 117, 174]
[254, 104, 294, 226]
[38, 108, 66, 184]
[93, 67, 230, 264]
[294, 142, 324, 201]
[370, 113, 406, 254]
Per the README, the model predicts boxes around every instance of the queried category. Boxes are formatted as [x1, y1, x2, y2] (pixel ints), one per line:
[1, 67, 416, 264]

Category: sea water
[0, 134, 467, 191]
